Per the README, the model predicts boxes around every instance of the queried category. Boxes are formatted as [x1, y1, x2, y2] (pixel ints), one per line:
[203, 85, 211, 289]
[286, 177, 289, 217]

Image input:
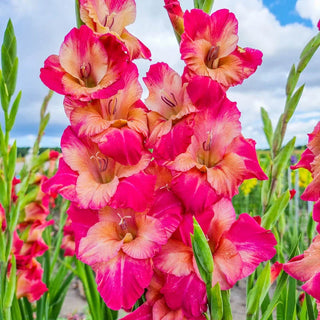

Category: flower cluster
[284, 122, 320, 306]
[41, 0, 277, 317]
[10, 174, 56, 302]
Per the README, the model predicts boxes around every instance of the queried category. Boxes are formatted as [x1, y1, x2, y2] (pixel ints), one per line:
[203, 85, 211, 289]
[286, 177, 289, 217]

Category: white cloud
[1, 0, 320, 149]
[296, 0, 320, 27]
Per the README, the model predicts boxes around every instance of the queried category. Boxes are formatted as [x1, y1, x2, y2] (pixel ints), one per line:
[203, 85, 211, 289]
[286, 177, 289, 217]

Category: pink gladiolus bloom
[284, 235, 320, 301]
[271, 262, 283, 284]
[40, 26, 131, 101]
[144, 63, 197, 160]
[79, 0, 151, 60]
[164, 0, 185, 40]
[65, 64, 148, 141]
[167, 77, 267, 212]
[156, 198, 276, 292]
[180, 9, 262, 90]
[56, 126, 153, 211]
[69, 202, 179, 310]
[291, 122, 320, 232]
[318, 19, 320, 31]
[121, 270, 206, 319]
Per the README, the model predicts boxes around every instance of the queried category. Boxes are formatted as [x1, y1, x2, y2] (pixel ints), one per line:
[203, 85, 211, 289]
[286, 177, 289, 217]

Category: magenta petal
[99, 127, 145, 166]
[120, 303, 152, 320]
[172, 170, 220, 213]
[110, 172, 156, 211]
[226, 213, 277, 277]
[40, 55, 65, 95]
[155, 117, 194, 161]
[94, 253, 153, 310]
[161, 273, 207, 318]
[148, 189, 183, 238]
[42, 158, 78, 201]
[302, 273, 320, 301]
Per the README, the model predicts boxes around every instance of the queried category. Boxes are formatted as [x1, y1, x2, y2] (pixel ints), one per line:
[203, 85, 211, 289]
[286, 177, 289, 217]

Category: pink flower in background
[0, 203, 6, 231]
[291, 122, 320, 232]
[164, 0, 185, 40]
[61, 218, 76, 256]
[15, 258, 48, 302]
[284, 235, 320, 301]
[79, 0, 151, 60]
[180, 9, 262, 90]
[40, 26, 131, 101]
[317, 19, 320, 31]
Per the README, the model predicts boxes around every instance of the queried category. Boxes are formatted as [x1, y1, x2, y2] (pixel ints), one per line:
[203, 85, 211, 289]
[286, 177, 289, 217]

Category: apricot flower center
[206, 46, 220, 69]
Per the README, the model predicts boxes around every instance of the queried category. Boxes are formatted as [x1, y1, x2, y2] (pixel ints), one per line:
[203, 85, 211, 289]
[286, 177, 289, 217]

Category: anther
[203, 131, 213, 151]
[161, 92, 177, 108]
[80, 63, 91, 79]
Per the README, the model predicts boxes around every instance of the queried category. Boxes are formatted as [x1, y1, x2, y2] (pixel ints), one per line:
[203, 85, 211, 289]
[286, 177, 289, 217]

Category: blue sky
[263, 0, 313, 26]
[0, 0, 319, 149]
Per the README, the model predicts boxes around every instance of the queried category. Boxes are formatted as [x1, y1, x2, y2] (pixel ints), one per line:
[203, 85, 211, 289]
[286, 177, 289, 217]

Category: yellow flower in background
[298, 168, 312, 188]
[240, 178, 258, 196]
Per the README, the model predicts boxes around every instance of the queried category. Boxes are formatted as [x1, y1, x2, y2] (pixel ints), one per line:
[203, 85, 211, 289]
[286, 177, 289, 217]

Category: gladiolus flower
[291, 122, 320, 232]
[16, 258, 48, 302]
[144, 63, 197, 161]
[40, 26, 131, 101]
[284, 235, 320, 301]
[164, 0, 185, 41]
[68, 200, 180, 310]
[79, 0, 151, 60]
[180, 9, 262, 90]
[50, 126, 153, 211]
[167, 77, 267, 212]
[65, 64, 148, 143]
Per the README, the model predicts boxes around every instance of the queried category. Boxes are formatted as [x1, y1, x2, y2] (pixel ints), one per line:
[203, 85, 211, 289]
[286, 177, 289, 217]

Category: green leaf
[193, 0, 201, 9]
[284, 84, 304, 120]
[7, 140, 17, 182]
[297, 33, 320, 73]
[221, 290, 232, 320]
[0, 124, 6, 157]
[75, 0, 84, 28]
[261, 107, 273, 149]
[262, 190, 290, 230]
[39, 113, 50, 136]
[209, 283, 223, 320]
[0, 77, 9, 112]
[305, 294, 316, 320]
[191, 217, 213, 285]
[201, 0, 214, 13]
[260, 240, 299, 320]
[285, 64, 298, 97]
[3, 255, 16, 309]
[247, 262, 271, 316]
[285, 276, 296, 320]
[7, 90, 21, 131]
[1, 19, 18, 97]
[272, 137, 296, 181]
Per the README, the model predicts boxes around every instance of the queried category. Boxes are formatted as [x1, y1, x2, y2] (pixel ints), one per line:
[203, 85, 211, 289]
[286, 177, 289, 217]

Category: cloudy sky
[0, 0, 319, 149]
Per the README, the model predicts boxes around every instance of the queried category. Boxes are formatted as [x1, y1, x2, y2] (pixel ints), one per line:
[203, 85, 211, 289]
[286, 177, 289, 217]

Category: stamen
[206, 46, 220, 69]
[107, 98, 117, 115]
[161, 92, 177, 108]
[80, 62, 91, 79]
[90, 152, 108, 172]
[203, 131, 213, 151]
[117, 213, 132, 233]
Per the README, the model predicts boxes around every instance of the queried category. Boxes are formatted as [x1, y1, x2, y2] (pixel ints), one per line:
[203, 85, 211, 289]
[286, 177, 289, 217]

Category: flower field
[0, 0, 320, 319]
